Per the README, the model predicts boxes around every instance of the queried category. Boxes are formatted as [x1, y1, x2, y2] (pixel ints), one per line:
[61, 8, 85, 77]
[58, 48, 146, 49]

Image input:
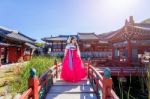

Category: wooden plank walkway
[46, 78, 97, 99]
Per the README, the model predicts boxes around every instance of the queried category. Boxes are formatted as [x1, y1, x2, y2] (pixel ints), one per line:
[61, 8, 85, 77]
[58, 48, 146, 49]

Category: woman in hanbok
[60, 36, 86, 82]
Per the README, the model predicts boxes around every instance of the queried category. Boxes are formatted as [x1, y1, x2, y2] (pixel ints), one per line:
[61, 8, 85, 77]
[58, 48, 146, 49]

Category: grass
[11, 56, 60, 93]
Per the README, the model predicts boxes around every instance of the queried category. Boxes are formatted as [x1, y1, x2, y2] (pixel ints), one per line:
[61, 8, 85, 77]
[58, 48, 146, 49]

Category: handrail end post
[29, 68, 39, 99]
[103, 67, 112, 99]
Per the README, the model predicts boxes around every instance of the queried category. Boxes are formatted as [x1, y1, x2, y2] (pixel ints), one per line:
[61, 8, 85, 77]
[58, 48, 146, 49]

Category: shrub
[11, 56, 59, 93]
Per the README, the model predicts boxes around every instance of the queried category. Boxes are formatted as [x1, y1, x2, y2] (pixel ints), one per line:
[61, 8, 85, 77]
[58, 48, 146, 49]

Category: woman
[60, 36, 87, 82]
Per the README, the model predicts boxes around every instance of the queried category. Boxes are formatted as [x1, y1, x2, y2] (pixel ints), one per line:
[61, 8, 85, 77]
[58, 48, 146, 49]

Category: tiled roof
[98, 30, 119, 40]
[25, 43, 37, 49]
[42, 35, 77, 41]
[77, 33, 99, 40]
[42, 36, 68, 41]
[0, 26, 36, 43]
[135, 23, 150, 29]
[59, 35, 77, 37]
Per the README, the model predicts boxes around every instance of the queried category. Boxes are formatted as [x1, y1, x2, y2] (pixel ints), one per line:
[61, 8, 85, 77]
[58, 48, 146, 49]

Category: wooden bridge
[20, 60, 119, 99]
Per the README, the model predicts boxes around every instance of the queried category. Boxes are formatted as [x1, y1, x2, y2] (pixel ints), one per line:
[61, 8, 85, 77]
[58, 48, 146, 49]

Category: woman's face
[71, 38, 76, 44]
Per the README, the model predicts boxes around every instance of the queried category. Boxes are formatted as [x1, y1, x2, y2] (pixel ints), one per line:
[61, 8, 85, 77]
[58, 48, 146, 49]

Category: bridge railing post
[87, 58, 91, 78]
[28, 68, 39, 99]
[54, 59, 58, 78]
[102, 68, 112, 99]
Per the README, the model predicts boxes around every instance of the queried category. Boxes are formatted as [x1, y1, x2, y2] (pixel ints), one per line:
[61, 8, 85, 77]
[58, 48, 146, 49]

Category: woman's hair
[68, 36, 78, 48]
[70, 36, 76, 43]
[67, 36, 76, 44]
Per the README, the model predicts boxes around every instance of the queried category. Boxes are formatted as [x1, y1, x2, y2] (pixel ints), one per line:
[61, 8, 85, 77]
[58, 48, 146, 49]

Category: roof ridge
[78, 32, 95, 34]
[0, 26, 18, 33]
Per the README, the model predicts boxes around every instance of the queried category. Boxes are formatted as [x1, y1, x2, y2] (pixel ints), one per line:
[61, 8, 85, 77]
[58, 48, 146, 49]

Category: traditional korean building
[42, 33, 112, 66]
[105, 16, 150, 67]
[42, 35, 75, 56]
[42, 16, 150, 67]
[0, 26, 37, 65]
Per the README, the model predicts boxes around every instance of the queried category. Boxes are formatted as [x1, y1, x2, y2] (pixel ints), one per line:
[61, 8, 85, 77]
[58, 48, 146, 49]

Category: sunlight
[103, 0, 139, 11]
[107, 0, 138, 8]
[98, 0, 140, 20]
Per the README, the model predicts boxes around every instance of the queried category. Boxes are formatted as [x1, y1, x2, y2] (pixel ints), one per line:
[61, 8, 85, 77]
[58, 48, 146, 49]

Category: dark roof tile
[77, 33, 99, 40]
[0, 26, 36, 43]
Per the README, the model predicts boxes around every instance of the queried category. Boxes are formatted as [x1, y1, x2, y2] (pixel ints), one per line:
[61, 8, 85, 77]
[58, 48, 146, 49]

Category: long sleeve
[77, 45, 81, 57]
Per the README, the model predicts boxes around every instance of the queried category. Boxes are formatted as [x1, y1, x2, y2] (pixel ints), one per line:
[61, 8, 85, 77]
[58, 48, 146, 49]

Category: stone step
[46, 93, 97, 99]
[53, 80, 91, 86]
[49, 85, 94, 93]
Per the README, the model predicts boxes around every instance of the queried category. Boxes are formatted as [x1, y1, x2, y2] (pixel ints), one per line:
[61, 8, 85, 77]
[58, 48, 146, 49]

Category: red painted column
[7, 47, 9, 63]
[112, 46, 115, 66]
[127, 40, 132, 66]
[8, 47, 18, 63]
[118, 48, 121, 66]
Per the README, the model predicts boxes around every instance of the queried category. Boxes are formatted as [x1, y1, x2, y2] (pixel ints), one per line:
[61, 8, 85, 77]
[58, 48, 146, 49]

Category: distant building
[0, 26, 37, 66]
[42, 16, 150, 67]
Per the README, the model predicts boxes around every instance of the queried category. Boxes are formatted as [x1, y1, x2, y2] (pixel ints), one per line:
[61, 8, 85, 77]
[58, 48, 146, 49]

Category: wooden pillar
[61, 41, 63, 51]
[51, 41, 53, 52]
[118, 48, 121, 66]
[7, 47, 9, 63]
[8, 47, 14, 63]
[127, 40, 132, 66]
[112, 46, 115, 66]
[18, 45, 25, 61]
[57, 42, 59, 52]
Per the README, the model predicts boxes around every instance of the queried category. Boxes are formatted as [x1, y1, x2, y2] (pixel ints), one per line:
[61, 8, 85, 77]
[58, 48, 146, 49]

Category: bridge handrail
[87, 60, 119, 99]
[20, 59, 61, 99]
[20, 88, 32, 99]
[108, 88, 119, 99]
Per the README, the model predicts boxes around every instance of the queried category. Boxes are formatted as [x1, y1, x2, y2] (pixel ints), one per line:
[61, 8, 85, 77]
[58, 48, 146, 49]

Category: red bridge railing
[20, 59, 61, 99]
[20, 59, 119, 99]
[86, 59, 119, 99]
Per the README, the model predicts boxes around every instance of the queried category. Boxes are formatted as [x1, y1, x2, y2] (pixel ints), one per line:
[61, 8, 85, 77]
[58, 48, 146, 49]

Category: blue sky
[0, 0, 150, 42]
